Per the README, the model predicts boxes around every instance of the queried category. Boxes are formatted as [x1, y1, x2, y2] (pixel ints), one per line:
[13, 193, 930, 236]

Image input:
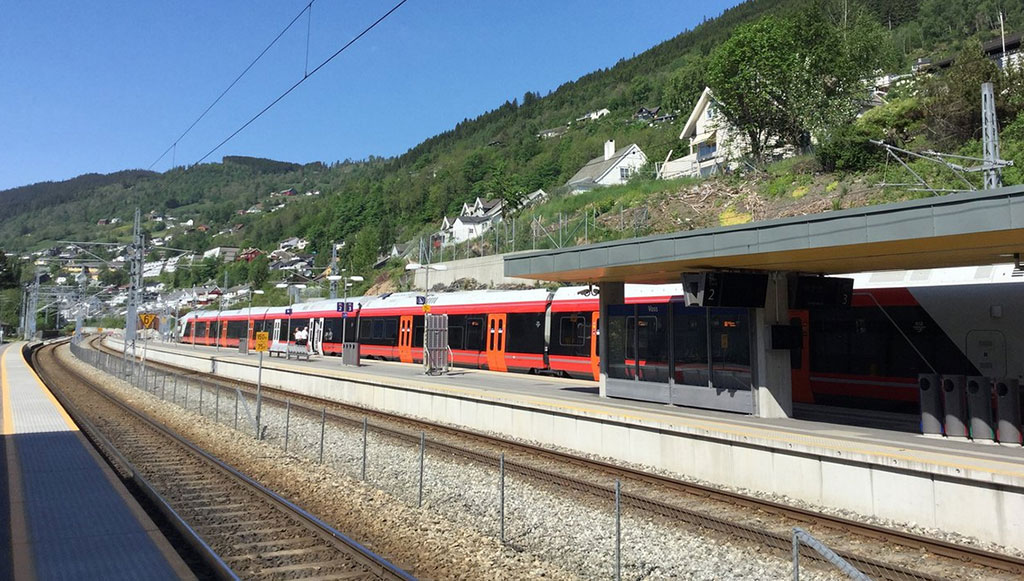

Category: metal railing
[70, 339, 915, 580]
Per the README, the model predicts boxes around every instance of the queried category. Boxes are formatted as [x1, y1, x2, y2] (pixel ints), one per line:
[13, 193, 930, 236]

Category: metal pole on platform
[285, 400, 291, 453]
[255, 350, 264, 439]
[318, 407, 326, 464]
[418, 431, 425, 508]
[615, 479, 621, 581]
[499, 453, 505, 544]
[361, 417, 368, 480]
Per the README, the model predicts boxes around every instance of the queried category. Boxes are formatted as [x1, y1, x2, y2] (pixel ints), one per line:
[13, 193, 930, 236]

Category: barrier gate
[424, 313, 450, 375]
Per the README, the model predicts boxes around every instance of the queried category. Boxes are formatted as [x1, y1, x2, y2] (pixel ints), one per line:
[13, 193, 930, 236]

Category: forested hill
[0, 0, 1016, 270]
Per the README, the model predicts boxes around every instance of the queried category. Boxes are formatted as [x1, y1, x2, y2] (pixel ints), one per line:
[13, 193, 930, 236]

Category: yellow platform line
[1, 343, 78, 433]
[2, 346, 14, 435]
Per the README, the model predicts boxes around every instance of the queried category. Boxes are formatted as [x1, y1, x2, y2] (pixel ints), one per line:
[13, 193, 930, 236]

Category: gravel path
[63, 346, 848, 580]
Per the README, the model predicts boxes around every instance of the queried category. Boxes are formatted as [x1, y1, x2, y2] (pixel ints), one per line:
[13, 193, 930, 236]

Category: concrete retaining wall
[114, 340, 1024, 549]
[412, 252, 546, 288]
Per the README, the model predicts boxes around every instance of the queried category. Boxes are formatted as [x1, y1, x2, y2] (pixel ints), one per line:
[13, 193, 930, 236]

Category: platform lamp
[405, 262, 447, 371]
[245, 288, 265, 349]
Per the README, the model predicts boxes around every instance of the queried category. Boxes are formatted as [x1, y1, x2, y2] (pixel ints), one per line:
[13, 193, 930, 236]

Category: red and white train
[179, 265, 1024, 411]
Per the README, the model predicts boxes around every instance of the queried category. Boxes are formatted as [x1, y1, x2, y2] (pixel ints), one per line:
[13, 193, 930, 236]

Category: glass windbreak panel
[710, 308, 752, 390]
[606, 305, 632, 380]
[672, 304, 708, 386]
[636, 304, 670, 383]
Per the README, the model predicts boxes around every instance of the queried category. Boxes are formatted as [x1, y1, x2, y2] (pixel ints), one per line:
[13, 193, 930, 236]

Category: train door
[398, 315, 414, 363]
[311, 317, 324, 355]
[789, 311, 813, 403]
[590, 311, 600, 381]
[486, 314, 508, 372]
[272, 319, 281, 343]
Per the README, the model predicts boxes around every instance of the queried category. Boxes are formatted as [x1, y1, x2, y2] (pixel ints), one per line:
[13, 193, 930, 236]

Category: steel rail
[40, 339, 413, 581]
[92, 336, 1024, 578]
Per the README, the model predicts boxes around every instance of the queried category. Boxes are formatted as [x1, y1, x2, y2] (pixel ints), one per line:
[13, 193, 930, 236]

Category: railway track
[32, 340, 413, 581]
[90, 337, 1024, 580]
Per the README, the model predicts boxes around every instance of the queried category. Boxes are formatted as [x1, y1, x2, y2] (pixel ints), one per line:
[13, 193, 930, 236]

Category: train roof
[845, 263, 1023, 289]
[179, 266, 1023, 322]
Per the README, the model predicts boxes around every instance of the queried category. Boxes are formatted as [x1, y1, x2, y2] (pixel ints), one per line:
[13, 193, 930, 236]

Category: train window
[447, 315, 465, 350]
[196, 322, 207, 336]
[412, 315, 424, 348]
[226, 320, 247, 339]
[506, 313, 545, 354]
[558, 315, 587, 347]
[183, 322, 192, 338]
[466, 317, 484, 351]
[448, 325, 464, 350]
[360, 318, 373, 341]
[372, 319, 385, 340]
[385, 318, 398, 341]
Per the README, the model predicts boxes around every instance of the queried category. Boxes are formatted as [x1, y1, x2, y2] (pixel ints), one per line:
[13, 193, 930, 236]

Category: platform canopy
[504, 186, 1024, 283]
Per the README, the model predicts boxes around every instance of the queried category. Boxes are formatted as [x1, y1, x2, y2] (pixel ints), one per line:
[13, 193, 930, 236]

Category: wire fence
[70, 339, 928, 580]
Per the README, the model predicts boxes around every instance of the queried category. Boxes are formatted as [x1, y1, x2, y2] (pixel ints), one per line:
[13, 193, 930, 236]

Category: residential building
[565, 140, 648, 193]
[575, 108, 610, 123]
[202, 246, 239, 262]
[658, 87, 749, 180]
[537, 126, 567, 139]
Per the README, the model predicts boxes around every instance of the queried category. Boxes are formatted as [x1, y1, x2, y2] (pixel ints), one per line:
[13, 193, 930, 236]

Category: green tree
[349, 226, 379, 273]
[248, 254, 270, 287]
[487, 161, 525, 215]
[0, 250, 21, 289]
[707, 6, 890, 161]
[99, 266, 129, 287]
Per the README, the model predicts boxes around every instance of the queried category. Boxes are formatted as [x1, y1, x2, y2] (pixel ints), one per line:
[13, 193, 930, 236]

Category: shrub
[816, 124, 884, 172]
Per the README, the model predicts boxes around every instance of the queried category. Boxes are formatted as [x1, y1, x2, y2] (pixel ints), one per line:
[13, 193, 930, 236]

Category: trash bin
[918, 374, 942, 436]
[994, 377, 1022, 445]
[965, 376, 994, 442]
[238, 341, 248, 355]
[941, 375, 968, 438]
[342, 341, 361, 366]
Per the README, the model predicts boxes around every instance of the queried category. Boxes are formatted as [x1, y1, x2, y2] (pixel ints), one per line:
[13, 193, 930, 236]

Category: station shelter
[504, 186, 1024, 418]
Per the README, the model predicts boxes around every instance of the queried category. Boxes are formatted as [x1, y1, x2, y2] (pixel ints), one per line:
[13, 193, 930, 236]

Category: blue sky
[1, 1, 742, 191]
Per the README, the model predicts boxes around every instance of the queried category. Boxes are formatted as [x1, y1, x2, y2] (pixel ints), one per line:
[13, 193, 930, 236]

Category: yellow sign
[422, 304, 431, 313]
[254, 331, 270, 352]
[139, 313, 158, 329]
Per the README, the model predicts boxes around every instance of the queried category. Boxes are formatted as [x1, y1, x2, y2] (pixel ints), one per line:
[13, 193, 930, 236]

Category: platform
[108, 337, 1024, 550]
[1, 342, 194, 580]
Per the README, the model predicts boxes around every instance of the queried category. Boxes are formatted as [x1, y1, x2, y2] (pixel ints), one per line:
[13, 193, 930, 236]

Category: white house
[565, 140, 648, 194]
[658, 87, 747, 180]
[202, 246, 239, 262]
[450, 216, 493, 243]
[575, 108, 610, 123]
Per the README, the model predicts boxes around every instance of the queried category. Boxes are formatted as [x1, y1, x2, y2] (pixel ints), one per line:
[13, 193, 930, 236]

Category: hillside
[2, 0, 1022, 290]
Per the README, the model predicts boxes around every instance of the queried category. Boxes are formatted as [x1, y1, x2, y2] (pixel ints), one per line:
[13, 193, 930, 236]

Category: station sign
[254, 331, 270, 352]
[416, 296, 426, 305]
[336, 301, 355, 312]
[285, 308, 292, 315]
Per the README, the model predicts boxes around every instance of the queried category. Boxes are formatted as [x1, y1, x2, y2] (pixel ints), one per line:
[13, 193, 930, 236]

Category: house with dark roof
[634, 106, 661, 121]
[565, 140, 648, 194]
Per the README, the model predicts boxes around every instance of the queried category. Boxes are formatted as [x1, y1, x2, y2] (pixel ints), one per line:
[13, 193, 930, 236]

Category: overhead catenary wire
[148, 1, 318, 171]
[193, 0, 411, 167]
